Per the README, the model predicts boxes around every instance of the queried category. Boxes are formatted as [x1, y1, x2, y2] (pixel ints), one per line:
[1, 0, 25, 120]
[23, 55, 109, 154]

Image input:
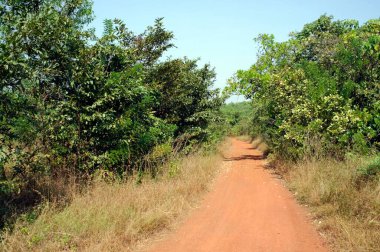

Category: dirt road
[148, 138, 328, 252]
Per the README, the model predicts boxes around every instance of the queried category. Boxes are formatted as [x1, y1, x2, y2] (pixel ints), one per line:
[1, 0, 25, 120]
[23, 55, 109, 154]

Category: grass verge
[251, 136, 269, 156]
[247, 136, 380, 251]
[1, 143, 228, 252]
[280, 156, 380, 251]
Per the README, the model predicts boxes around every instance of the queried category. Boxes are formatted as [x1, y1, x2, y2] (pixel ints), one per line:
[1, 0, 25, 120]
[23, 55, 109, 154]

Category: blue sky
[91, 0, 380, 102]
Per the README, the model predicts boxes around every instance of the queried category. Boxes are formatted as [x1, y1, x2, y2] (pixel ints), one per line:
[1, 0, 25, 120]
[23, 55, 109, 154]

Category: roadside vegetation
[226, 15, 380, 251]
[286, 156, 380, 251]
[220, 101, 252, 136]
[0, 0, 226, 249]
[1, 144, 227, 251]
[1, 0, 379, 250]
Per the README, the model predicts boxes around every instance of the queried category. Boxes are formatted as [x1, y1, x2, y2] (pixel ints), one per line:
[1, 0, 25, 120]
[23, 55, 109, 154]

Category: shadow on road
[223, 154, 264, 161]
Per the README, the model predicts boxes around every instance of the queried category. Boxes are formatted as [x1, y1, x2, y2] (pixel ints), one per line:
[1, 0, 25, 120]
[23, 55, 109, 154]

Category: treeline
[220, 101, 252, 136]
[0, 0, 222, 227]
[227, 15, 380, 160]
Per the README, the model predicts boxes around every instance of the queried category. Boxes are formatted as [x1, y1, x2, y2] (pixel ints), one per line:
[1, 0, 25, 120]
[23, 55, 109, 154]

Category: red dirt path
[148, 138, 329, 252]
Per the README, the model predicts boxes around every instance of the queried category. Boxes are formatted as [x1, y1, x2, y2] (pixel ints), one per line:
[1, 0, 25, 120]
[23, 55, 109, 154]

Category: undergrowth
[1, 142, 228, 251]
[280, 155, 380, 251]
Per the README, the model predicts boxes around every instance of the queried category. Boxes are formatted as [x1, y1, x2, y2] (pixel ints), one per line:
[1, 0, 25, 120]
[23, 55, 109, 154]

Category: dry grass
[284, 157, 380, 251]
[251, 136, 380, 251]
[1, 143, 228, 252]
[235, 135, 252, 142]
[251, 136, 269, 156]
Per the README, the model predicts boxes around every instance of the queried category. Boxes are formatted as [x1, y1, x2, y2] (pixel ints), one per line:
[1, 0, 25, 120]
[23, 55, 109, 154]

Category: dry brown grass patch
[284, 157, 380, 251]
[1, 142, 229, 252]
[251, 136, 269, 156]
[235, 135, 252, 142]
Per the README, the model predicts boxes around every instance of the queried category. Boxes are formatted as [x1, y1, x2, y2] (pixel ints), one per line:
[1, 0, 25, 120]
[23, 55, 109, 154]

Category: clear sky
[91, 0, 380, 102]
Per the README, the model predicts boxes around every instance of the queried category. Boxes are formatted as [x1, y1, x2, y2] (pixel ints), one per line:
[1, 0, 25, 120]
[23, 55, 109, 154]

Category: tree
[147, 58, 222, 141]
[0, 0, 223, 227]
[226, 15, 380, 159]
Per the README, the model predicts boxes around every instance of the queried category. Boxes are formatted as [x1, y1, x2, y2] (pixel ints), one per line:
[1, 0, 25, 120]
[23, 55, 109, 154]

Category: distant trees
[220, 101, 252, 136]
[0, 0, 222, 226]
[226, 15, 380, 159]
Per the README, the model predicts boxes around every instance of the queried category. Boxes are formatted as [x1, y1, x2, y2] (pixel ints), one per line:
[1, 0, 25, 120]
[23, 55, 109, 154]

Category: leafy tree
[0, 0, 95, 227]
[220, 101, 253, 136]
[0, 0, 222, 227]
[226, 15, 380, 159]
[147, 58, 222, 141]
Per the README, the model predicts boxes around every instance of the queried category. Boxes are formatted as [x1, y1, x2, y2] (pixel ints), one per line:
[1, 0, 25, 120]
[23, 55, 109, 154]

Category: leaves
[226, 15, 380, 159]
[0, 0, 222, 227]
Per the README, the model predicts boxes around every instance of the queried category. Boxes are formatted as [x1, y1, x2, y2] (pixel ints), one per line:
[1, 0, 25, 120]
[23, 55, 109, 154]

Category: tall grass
[251, 136, 269, 156]
[236, 135, 269, 156]
[235, 135, 252, 142]
[248, 135, 380, 251]
[283, 156, 380, 251]
[1, 144, 228, 251]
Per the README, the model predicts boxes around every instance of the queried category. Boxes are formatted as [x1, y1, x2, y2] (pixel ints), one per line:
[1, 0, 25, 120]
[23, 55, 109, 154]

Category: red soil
[148, 138, 329, 252]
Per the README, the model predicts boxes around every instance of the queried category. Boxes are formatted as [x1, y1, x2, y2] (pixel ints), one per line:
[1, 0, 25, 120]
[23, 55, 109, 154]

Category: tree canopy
[0, 0, 222, 227]
[226, 15, 380, 159]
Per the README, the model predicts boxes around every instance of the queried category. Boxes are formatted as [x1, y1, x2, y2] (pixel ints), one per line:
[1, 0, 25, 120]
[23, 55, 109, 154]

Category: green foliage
[226, 15, 380, 160]
[358, 156, 380, 179]
[0, 0, 222, 228]
[220, 101, 252, 136]
[147, 58, 222, 140]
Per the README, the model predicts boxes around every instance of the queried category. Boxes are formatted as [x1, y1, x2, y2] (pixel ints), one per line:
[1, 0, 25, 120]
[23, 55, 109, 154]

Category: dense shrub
[220, 101, 252, 136]
[226, 15, 380, 159]
[0, 0, 222, 227]
[358, 155, 380, 179]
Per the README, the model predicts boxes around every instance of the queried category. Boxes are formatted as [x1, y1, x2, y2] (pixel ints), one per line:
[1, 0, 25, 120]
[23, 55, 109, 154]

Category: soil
[147, 138, 329, 252]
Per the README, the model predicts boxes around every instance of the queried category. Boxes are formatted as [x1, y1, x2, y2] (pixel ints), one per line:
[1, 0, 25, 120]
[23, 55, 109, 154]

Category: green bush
[226, 15, 380, 159]
[220, 101, 252, 136]
[358, 156, 380, 178]
[0, 0, 223, 227]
